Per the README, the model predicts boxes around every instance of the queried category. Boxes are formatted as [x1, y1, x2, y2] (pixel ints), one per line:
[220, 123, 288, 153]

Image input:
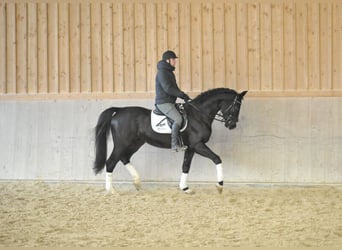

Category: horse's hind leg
[120, 141, 144, 190]
[105, 149, 122, 193]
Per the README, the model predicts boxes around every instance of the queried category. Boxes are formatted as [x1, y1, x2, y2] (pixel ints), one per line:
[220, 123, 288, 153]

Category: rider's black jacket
[155, 60, 187, 105]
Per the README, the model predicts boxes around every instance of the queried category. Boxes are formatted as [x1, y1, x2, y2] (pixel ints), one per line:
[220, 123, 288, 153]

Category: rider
[155, 50, 191, 152]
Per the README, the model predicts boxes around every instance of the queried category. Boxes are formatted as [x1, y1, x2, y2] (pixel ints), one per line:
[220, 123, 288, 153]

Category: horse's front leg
[193, 142, 224, 193]
[180, 149, 195, 194]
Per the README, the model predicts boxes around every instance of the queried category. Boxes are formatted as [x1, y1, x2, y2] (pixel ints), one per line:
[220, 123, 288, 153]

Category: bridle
[188, 95, 241, 124]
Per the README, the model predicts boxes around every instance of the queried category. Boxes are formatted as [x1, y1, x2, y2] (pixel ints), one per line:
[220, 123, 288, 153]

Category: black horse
[94, 88, 247, 194]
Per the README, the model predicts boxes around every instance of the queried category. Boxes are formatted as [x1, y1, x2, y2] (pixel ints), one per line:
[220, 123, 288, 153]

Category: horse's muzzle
[225, 120, 237, 130]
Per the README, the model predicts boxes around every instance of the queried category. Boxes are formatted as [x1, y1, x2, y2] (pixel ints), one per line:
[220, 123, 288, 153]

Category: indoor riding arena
[1, 0, 341, 247]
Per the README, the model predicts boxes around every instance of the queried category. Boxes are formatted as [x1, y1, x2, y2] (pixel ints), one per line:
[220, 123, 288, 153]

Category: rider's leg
[171, 123, 181, 152]
[156, 103, 185, 152]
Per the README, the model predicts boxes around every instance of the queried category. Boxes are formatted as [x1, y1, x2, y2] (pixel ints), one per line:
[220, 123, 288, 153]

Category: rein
[187, 96, 240, 123]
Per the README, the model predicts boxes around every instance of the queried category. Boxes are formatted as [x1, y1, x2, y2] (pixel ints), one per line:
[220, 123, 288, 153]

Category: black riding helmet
[162, 50, 178, 61]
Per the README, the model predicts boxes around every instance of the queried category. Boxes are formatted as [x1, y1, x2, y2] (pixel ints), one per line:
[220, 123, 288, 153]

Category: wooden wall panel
[190, 2, 202, 92]
[69, 3, 81, 93]
[320, 3, 332, 91]
[0, 2, 5, 94]
[47, 3, 58, 93]
[260, 3, 272, 91]
[332, 3, 342, 91]
[202, 3, 214, 90]
[1, 0, 342, 99]
[112, 3, 124, 93]
[90, 3, 102, 92]
[145, 3, 157, 92]
[102, 3, 114, 93]
[16, 3, 27, 94]
[58, 3, 69, 93]
[271, 4, 284, 91]
[213, 3, 225, 88]
[307, 3, 320, 90]
[80, 3, 91, 93]
[123, 3, 135, 92]
[6, 3, 16, 94]
[225, 3, 237, 90]
[296, 3, 308, 91]
[135, 3, 146, 92]
[178, 2, 191, 91]
[236, 3, 248, 91]
[248, 3, 260, 91]
[37, 3, 48, 94]
[28, 3, 38, 94]
[284, 3, 296, 91]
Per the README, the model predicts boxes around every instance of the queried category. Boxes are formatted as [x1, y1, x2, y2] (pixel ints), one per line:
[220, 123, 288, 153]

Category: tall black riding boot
[171, 124, 181, 152]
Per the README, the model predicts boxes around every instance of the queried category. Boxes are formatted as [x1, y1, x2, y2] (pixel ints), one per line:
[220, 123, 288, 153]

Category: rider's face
[169, 58, 177, 67]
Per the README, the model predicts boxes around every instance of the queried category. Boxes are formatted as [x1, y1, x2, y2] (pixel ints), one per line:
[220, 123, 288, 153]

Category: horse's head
[221, 90, 248, 130]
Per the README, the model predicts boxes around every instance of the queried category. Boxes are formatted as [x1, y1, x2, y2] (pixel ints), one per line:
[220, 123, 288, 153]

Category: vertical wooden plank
[135, 3, 146, 92]
[113, 3, 124, 92]
[16, 3, 27, 94]
[307, 3, 320, 90]
[37, 3, 48, 93]
[157, 3, 167, 59]
[167, 3, 179, 82]
[80, 3, 91, 93]
[102, 2, 113, 93]
[320, 3, 332, 90]
[48, 3, 58, 93]
[69, 2, 80, 93]
[167, 2, 179, 51]
[296, 3, 308, 90]
[58, 3, 69, 93]
[0, 2, 6, 93]
[213, 3, 225, 87]
[178, 3, 191, 91]
[332, 3, 342, 90]
[145, 3, 157, 92]
[190, 2, 202, 91]
[271, 3, 284, 90]
[260, 3, 272, 91]
[225, 3, 237, 89]
[91, 3, 102, 92]
[123, 3, 135, 92]
[27, 3, 38, 94]
[247, 3, 260, 91]
[6, 3, 16, 93]
[202, 3, 214, 90]
[236, 3, 248, 91]
[284, 3, 296, 90]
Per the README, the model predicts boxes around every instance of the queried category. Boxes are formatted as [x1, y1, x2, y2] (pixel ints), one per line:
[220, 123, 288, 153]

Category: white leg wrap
[179, 173, 188, 190]
[216, 163, 223, 183]
[125, 163, 139, 180]
[105, 172, 115, 193]
[125, 163, 141, 190]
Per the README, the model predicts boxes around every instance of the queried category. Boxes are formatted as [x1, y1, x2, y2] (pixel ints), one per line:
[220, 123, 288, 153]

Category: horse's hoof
[216, 183, 223, 194]
[182, 187, 195, 195]
[105, 187, 116, 194]
[134, 179, 141, 191]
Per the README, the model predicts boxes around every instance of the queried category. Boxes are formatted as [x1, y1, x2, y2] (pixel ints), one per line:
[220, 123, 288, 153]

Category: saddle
[150, 104, 188, 134]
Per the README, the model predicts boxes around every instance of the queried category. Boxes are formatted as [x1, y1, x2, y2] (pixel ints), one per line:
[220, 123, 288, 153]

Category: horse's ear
[240, 90, 248, 98]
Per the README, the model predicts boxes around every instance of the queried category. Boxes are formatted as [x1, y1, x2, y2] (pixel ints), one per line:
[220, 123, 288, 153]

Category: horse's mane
[192, 88, 237, 103]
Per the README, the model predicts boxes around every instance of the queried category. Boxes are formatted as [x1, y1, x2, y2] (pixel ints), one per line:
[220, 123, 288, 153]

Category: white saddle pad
[150, 111, 187, 134]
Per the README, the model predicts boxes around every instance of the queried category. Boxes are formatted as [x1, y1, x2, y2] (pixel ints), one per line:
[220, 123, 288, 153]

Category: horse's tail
[93, 107, 119, 175]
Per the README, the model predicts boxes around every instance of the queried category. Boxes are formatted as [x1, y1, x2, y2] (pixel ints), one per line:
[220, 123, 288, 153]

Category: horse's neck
[195, 98, 222, 118]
